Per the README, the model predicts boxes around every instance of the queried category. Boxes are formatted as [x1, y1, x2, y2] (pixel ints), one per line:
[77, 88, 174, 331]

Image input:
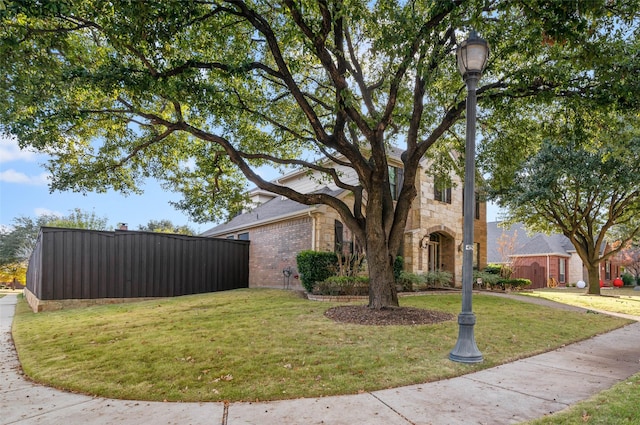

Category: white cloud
[34, 208, 63, 218]
[0, 169, 50, 185]
[0, 136, 40, 163]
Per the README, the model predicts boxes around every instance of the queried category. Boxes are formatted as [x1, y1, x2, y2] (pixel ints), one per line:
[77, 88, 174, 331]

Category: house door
[420, 232, 455, 276]
[426, 234, 441, 271]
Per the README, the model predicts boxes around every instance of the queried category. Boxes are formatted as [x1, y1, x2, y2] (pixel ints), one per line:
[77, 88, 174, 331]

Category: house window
[389, 166, 403, 201]
[559, 258, 566, 283]
[462, 191, 481, 219]
[334, 220, 344, 252]
[605, 261, 611, 280]
[226, 235, 235, 240]
[238, 232, 249, 241]
[434, 177, 452, 204]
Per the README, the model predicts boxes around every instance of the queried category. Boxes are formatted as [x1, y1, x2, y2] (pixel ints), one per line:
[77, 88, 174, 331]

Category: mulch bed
[324, 305, 455, 326]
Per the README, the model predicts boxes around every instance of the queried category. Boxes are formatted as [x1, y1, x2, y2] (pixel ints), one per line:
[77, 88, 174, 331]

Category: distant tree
[0, 261, 26, 286]
[618, 244, 640, 285]
[0, 215, 54, 284]
[138, 220, 195, 236]
[0, 215, 56, 267]
[47, 208, 109, 230]
[0, 209, 109, 274]
[486, 106, 640, 295]
[495, 227, 520, 279]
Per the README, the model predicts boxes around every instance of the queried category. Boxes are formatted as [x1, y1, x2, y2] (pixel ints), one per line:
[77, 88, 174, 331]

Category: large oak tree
[1, 1, 637, 308]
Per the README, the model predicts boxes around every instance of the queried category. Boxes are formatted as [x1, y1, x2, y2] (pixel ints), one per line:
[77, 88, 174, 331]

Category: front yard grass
[524, 287, 640, 316]
[12, 289, 630, 402]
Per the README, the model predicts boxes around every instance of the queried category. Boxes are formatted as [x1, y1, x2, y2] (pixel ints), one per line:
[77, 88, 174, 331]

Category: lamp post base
[449, 312, 483, 363]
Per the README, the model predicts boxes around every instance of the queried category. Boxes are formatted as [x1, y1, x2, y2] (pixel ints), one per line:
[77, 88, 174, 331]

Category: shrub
[424, 270, 453, 288]
[496, 278, 532, 291]
[336, 252, 366, 277]
[313, 276, 369, 296]
[393, 256, 404, 282]
[484, 263, 513, 278]
[621, 273, 635, 287]
[484, 264, 502, 275]
[397, 271, 425, 292]
[296, 250, 338, 293]
[396, 270, 453, 291]
[473, 271, 502, 289]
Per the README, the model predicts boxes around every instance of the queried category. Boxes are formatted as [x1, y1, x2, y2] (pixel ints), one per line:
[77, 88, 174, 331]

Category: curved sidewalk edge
[2, 293, 640, 425]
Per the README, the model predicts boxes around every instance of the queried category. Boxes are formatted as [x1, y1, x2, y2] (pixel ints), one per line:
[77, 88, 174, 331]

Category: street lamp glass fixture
[456, 30, 489, 78]
[449, 29, 489, 364]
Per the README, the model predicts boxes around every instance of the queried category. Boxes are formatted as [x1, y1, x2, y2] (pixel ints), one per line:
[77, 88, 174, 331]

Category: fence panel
[513, 262, 546, 289]
[27, 227, 249, 301]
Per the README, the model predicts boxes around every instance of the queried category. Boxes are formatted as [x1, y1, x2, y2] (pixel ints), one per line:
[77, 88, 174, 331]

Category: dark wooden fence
[513, 262, 546, 289]
[27, 227, 249, 300]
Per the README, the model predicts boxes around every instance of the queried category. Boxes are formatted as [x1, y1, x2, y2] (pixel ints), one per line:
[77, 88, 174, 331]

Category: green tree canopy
[0, 209, 109, 267]
[137, 219, 195, 236]
[47, 208, 109, 230]
[483, 105, 640, 295]
[1, 1, 637, 307]
[0, 214, 55, 267]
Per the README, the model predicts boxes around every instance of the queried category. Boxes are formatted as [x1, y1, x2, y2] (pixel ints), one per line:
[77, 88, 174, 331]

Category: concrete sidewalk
[2, 292, 640, 425]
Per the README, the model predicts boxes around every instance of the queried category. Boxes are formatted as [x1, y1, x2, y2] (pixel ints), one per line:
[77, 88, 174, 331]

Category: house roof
[201, 187, 344, 237]
[487, 221, 574, 263]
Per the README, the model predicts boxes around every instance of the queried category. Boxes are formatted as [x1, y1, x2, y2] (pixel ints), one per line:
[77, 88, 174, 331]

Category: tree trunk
[585, 262, 601, 295]
[366, 239, 399, 309]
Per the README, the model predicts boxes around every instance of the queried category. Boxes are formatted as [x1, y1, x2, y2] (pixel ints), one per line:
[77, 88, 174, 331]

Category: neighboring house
[202, 149, 487, 290]
[487, 221, 624, 288]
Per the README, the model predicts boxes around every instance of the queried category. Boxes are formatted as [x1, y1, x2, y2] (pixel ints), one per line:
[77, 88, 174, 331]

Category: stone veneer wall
[568, 252, 585, 284]
[402, 169, 487, 287]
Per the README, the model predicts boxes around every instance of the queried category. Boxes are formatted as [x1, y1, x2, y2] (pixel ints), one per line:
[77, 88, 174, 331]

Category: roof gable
[201, 187, 343, 236]
[487, 222, 574, 263]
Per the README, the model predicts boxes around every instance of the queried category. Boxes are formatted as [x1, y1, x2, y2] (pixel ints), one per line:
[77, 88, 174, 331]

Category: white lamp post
[450, 30, 489, 364]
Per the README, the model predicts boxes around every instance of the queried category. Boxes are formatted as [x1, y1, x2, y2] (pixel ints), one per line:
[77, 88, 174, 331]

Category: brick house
[202, 150, 487, 290]
[487, 221, 624, 288]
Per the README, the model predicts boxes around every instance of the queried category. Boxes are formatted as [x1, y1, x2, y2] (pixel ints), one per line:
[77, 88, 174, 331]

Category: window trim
[434, 177, 452, 204]
[389, 166, 404, 201]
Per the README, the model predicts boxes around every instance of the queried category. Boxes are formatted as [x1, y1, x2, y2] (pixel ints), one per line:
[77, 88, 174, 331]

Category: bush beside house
[296, 250, 338, 293]
[396, 270, 453, 292]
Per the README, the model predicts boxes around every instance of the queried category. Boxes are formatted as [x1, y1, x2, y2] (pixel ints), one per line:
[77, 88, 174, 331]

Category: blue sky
[0, 136, 216, 233]
[1, 135, 502, 233]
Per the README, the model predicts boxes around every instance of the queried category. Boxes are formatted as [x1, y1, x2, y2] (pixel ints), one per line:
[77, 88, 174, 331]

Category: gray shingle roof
[487, 221, 574, 263]
[201, 187, 344, 237]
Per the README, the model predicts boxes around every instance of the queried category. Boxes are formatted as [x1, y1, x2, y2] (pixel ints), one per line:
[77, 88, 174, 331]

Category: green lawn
[523, 287, 640, 316]
[12, 289, 629, 403]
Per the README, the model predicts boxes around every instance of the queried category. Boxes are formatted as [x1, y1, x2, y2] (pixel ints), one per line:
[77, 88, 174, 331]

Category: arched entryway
[419, 226, 456, 278]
